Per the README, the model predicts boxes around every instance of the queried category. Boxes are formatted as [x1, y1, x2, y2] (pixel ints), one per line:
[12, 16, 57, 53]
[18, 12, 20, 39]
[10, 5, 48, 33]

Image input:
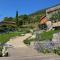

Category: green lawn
[0, 31, 24, 44]
[40, 30, 60, 41]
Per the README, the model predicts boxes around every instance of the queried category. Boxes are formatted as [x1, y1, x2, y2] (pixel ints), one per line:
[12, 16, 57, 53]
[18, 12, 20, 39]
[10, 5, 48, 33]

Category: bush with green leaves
[0, 46, 3, 57]
[53, 47, 60, 55]
[23, 39, 30, 45]
[42, 48, 50, 54]
[23, 38, 35, 45]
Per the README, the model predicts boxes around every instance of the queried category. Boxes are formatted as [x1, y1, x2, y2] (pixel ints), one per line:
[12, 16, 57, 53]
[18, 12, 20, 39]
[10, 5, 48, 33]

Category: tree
[16, 11, 19, 27]
[8, 17, 13, 21]
[34, 15, 40, 23]
[4, 17, 8, 21]
[22, 15, 29, 24]
[18, 15, 29, 25]
[58, 11, 60, 21]
[4, 17, 13, 22]
[50, 11, 60, 22]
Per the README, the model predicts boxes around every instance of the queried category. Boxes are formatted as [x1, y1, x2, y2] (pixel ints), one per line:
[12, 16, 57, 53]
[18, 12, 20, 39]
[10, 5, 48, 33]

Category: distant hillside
[30, 9, 46, 17]
[28, 9, 46, 24]
[29, 4, 60, 17]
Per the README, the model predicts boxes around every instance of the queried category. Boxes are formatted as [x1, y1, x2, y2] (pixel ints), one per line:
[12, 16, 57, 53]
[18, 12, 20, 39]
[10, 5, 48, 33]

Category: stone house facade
[46, 4, 60, 20]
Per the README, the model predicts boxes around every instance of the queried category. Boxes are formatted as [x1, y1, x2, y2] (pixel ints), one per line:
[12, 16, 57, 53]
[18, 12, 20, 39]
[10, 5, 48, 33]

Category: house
[0, 21, 16, 25]
[39, 4, 60, 30]
[0, 21, 16, 32]
[39, 16, 52, 31]
[46, 4, 60, 20]
[52, 22, 60, 30]
[46, 4, 60, 30]
[40, 16, 47, 24]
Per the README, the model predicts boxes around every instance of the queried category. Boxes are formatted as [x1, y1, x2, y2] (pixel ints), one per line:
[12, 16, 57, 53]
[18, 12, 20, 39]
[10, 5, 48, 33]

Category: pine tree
[16, 11, 19, 27]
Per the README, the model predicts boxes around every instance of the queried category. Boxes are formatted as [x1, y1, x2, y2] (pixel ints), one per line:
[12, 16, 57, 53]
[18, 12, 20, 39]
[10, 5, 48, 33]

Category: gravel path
[6, 33, 31, 48]
[6, 33, 41, 57]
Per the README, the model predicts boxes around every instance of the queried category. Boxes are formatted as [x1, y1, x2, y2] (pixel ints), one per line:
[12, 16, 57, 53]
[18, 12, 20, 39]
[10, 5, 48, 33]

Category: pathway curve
[7, 33, 31, 48]
[7, 33, 41, 57]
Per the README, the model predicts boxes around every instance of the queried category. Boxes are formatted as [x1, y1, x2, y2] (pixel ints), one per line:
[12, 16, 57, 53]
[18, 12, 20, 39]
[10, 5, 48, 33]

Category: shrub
[0, 46, 3, 57]
[23, 38, 35, 45]
[42, 48, 50, 54]
[25, 30, 30, 33]
[53, 47, 60, 55]
[23, 39, 30, 45]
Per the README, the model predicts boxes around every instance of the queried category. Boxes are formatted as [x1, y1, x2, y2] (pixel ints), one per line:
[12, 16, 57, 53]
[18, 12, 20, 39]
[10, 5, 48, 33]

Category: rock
[21, 34, 25, 36]
[30, 35, 36, 39]
[34, 41, 55, 52]
[52, 32, 60, 47]
[2, 46, 8, 57]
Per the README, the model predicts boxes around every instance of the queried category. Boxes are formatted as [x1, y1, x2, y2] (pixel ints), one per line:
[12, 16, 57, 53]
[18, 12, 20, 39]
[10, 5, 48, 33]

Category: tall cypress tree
[16, 11, 19, 27]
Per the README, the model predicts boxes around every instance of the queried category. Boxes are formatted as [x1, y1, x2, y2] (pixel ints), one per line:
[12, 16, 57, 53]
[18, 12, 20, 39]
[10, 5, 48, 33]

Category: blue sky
[0, 0, 60, 20]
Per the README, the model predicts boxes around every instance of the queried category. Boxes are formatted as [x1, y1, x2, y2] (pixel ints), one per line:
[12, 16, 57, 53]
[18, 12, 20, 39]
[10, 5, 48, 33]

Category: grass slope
[40, 30, 60, 41]
[0, 32, 24, 44]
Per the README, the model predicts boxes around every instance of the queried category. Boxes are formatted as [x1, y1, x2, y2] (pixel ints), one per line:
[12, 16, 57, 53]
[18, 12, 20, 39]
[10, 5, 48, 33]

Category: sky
[0, 0, 60, 20]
